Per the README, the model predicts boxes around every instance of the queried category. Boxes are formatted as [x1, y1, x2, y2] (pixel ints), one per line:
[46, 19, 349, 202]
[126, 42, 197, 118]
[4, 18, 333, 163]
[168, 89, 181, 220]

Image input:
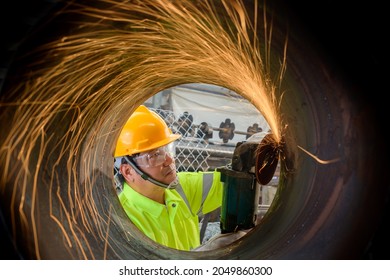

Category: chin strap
[124, 156, 178, 189]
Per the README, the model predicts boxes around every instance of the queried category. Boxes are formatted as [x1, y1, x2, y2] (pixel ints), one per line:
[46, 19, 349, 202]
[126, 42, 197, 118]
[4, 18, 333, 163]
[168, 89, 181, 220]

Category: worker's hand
[193, 230, 250, 251]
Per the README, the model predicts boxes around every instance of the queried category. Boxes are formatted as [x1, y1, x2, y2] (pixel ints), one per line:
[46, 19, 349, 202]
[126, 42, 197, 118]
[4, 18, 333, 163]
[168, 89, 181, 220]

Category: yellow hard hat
[114, 105, 181, 157]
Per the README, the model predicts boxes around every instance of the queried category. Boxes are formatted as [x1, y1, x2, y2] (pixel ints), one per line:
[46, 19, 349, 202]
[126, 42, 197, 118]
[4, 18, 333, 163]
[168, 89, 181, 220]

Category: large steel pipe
[0, 0, 388, 259]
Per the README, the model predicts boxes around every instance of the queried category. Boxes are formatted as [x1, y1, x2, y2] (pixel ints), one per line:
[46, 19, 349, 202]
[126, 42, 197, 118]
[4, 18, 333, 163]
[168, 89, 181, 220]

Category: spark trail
[0, 0, 286, 259]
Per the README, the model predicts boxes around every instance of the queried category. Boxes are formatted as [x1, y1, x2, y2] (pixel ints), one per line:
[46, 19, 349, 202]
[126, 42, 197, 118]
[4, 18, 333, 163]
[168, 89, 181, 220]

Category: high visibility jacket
[118, 171, 223, 251]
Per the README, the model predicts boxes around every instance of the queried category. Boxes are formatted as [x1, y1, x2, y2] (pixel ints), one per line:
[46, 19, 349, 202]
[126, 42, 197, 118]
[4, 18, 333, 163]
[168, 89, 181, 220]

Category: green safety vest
[118, 171, 223, 251]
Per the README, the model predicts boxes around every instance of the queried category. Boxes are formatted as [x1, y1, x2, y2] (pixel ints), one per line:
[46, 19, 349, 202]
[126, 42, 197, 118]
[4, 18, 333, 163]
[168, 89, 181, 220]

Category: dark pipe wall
[280, 1, 389, 259]
[0, 0, 388, 259]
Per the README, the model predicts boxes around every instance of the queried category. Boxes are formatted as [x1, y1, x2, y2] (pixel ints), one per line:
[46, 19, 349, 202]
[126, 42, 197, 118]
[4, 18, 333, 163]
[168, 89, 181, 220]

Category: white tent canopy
[169, 84, 269, 144]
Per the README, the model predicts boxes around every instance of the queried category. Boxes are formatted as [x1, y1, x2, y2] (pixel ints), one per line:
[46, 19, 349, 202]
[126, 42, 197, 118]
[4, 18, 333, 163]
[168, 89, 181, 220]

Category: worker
[114, 105, 223, 251]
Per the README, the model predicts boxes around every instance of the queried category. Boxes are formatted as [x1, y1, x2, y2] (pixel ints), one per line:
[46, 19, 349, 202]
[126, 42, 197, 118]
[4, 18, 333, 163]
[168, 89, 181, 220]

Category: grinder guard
[217, 141, 260, 233]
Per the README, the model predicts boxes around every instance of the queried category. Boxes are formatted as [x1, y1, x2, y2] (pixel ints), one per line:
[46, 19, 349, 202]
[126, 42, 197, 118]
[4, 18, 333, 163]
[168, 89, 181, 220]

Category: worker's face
[134, 146, 177, 185]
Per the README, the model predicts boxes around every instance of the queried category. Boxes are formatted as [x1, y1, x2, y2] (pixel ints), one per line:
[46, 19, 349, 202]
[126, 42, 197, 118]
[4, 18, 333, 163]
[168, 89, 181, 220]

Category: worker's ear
[120, 163, 134, 183]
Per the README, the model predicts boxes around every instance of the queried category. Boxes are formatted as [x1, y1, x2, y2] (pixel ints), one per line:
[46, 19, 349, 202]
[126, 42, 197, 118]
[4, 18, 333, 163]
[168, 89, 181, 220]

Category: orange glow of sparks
[0, 0, 287, 259]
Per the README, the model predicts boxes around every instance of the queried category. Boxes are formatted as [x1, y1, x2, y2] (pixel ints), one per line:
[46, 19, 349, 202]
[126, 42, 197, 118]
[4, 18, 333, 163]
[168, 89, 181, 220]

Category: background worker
[114, 105, 223, 251]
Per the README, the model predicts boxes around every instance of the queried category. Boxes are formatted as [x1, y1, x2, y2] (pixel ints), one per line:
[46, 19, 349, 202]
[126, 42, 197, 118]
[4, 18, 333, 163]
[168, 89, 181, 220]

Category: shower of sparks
[0, 0, 287, 259]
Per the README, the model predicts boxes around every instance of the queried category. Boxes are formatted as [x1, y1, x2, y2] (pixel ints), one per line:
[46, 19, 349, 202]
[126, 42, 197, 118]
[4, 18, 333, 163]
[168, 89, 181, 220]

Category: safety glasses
[133, 145, 172, 167]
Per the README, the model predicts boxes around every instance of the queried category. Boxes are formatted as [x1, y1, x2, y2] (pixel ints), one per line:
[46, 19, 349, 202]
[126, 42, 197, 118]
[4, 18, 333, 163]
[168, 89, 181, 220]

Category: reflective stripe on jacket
[118, 171, 223, 251]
